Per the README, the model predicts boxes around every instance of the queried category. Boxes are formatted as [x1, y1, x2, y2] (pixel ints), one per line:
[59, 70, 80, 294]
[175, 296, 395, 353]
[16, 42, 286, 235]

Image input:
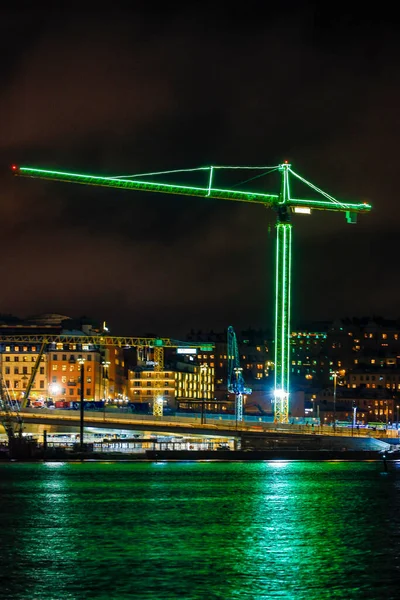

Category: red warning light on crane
[11, 164, 18, 171]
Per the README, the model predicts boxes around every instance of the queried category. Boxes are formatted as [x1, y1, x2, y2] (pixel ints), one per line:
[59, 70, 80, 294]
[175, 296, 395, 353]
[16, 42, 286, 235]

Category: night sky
[1, 4, 399, 338]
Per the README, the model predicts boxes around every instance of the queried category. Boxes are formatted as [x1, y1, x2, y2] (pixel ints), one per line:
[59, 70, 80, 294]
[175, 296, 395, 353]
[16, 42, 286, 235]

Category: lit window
[14, 346, 19, 352]
[61, 376, 67, 383]
[62, 365, 67, 371]
[5, 346, 10, 352]
[52, 365, 58, 371]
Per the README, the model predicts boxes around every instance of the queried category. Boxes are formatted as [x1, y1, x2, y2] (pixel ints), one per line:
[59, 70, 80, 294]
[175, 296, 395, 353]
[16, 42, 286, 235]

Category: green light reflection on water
[0, 461, 399, 600]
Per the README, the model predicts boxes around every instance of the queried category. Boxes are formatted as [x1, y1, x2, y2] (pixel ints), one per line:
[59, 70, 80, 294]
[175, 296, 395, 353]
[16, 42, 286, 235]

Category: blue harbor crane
[227, 326, 252, 423]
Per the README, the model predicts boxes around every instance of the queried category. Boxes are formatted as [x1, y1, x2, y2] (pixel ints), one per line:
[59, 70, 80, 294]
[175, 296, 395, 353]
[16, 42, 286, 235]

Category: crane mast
[12, 162, 371, 422]
[227, 326, 252, 422]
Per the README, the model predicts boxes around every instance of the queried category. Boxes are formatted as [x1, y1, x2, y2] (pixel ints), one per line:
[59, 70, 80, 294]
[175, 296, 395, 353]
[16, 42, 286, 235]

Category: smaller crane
[227, 326, 252, 423]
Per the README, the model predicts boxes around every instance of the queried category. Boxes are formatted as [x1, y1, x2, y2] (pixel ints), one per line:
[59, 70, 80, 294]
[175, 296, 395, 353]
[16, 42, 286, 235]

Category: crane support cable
[112, 166, 210, 179]
[112, 165, 279, 180]
[289, 168, 346, 208]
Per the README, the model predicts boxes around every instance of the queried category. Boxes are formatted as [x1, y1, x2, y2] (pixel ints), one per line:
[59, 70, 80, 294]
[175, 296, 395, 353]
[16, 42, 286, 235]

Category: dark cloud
[1, 5, 399, 337]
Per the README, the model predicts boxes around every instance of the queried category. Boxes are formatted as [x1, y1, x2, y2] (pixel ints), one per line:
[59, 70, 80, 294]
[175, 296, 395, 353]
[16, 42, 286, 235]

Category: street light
[331, 371, 339, 433]
[102, 360, 110, 420]
[78, 358, 86, 452]
[200, 364, 208, 425]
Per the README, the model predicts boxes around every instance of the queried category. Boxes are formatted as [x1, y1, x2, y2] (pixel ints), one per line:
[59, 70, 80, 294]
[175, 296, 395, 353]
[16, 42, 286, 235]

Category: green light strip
[274, 222, 292, 423]
[19, 167, 279, 205]
[287, 224, 292, 418]
[207, 166, 214, 197]
[274, 225, 280, 396]
[281, 225, 287, 395]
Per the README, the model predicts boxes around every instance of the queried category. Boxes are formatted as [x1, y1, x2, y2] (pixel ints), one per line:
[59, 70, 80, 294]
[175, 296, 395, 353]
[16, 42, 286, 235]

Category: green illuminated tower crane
[12, 162, 371, 422]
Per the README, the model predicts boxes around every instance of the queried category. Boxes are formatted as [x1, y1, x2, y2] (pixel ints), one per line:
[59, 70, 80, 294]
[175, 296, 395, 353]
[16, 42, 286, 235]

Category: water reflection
[0, 461, 399, 599]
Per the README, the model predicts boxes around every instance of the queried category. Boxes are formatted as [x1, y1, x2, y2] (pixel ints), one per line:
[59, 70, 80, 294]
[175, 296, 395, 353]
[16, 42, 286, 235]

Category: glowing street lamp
[78, 358, 86, 452]
[330, 371, 339, 432]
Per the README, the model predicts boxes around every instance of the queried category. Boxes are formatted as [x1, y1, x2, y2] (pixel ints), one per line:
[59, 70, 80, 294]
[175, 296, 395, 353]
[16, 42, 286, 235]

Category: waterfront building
[0, 342, 47, 403]
[0, 314, 128, 405]
[127, 360, 214, 412]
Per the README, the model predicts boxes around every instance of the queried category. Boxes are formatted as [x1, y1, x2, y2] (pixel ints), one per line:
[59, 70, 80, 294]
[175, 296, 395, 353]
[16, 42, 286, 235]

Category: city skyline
[1, 6, 399, 338]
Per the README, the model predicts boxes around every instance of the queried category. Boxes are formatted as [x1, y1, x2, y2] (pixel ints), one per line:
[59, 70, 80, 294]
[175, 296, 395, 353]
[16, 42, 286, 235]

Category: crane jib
[13, 166, 371, 213]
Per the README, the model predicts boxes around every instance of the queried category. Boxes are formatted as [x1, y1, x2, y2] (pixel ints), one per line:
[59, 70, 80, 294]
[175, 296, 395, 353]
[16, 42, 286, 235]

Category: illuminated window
[70, 365, 74, 371]
[61, 376, 67, 383]
[62, 365, 67, 371]
[52, 365, 58, 370]
[5, 346, 10, 352]
[23, 346, 28, 352]
[382, 333, 387, 339]
[14, 346, 19, 352]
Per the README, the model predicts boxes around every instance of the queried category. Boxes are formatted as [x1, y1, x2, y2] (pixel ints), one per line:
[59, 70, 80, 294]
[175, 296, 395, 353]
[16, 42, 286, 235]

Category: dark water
[0, 460, 399, 600]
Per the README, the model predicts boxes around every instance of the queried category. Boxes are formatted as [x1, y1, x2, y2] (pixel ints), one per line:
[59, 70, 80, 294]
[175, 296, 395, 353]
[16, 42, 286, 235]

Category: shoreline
[1, 448, 399, 462]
